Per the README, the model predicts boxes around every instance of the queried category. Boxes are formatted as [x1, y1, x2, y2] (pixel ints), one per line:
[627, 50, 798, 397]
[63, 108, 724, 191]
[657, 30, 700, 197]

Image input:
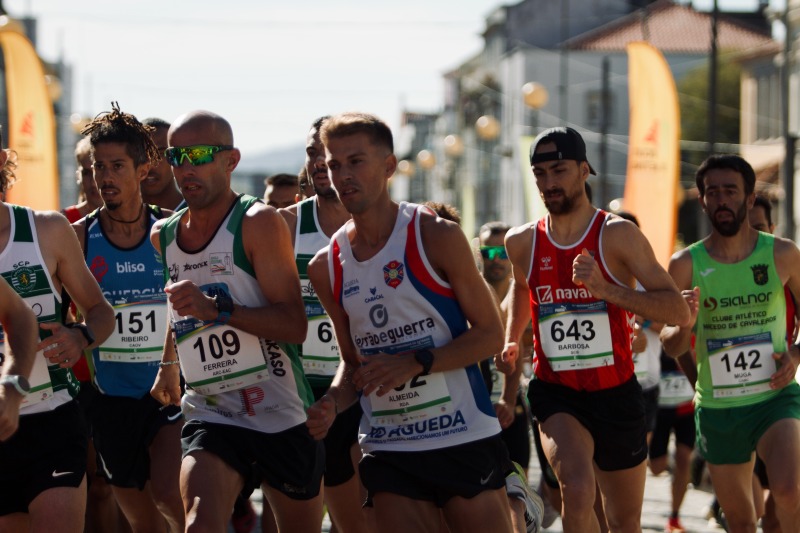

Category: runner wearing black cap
[499, 127, 690, 532]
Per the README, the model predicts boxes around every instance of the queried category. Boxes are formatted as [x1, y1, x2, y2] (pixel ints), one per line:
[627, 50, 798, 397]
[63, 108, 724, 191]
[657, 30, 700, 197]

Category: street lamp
[522, 82, 549, 132]
[475, 115, 501, 141]
[396, 159, 415, 176]
[443, 134, 465, 158]
[416, 149, 436, 170]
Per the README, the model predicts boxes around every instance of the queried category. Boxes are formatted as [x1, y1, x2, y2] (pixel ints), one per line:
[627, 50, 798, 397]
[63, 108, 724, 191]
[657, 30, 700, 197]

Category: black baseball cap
[529, 127, 596, 175]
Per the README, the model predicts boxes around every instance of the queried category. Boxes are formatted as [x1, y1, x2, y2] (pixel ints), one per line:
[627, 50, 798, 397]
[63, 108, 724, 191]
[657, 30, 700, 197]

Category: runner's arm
[660, 250, 699, 358]
[38, 212, 114, 359]
[0, 278, 39, 440]
[498, 225, 534, 374]
[579, 219, 690, 327]
[305, 247, 359, 439]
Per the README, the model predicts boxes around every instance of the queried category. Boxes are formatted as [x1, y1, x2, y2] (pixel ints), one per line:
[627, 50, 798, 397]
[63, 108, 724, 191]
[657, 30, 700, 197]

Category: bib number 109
[192, 330, 240, 363]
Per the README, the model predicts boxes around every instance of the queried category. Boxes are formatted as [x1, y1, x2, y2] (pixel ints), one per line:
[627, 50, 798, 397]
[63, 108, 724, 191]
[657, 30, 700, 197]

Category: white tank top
[329, 202, 500, 452]
[0, 205, 75, 415]
[295, 198, 342, 387]
[161, 195, 312, 433]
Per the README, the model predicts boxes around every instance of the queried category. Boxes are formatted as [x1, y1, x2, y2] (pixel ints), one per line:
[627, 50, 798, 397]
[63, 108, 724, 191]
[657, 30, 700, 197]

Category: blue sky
[6, 0, 786, 156]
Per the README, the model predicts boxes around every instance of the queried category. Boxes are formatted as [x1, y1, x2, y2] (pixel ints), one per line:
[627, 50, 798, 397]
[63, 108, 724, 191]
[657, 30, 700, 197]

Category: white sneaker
[537, 486, 558, 529]
[505, 462, 545, 533]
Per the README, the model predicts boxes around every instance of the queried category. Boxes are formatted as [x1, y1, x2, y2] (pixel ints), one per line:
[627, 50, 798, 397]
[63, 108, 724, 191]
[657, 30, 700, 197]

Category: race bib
[633, 350, 649, 380]
[658, 371, 694, 407]
[370, 371, 453, 426]
[301, 295, 340, 377]
[362, 341, 453, 426]
[0, 292, 57, 407]
[98, 301, 166, 363]
[174, 318, 270, 395]
[488, 356, 505, 404]
[707, 332, 776, 398]
[0, 342, 54, 408]
[539, 301, 613, 371]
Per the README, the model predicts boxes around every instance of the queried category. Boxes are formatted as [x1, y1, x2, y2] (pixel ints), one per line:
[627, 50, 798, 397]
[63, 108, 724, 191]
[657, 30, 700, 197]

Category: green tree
[678, 56, 741, 146]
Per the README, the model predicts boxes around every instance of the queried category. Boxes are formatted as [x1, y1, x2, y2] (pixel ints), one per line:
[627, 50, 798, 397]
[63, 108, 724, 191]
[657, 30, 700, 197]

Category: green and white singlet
[294, 197, 341, 388]
[0, 205, 76, 415]
[160, 195, 313, 433]
[691, 233, 788, 408]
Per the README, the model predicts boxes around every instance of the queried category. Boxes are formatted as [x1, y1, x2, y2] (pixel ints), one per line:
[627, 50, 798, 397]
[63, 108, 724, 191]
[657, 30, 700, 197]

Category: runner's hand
[771, 345, 800, 390]
[165, 280, 217, 322]
[353, 352, 418, 398]
[494, 399, 514, 429]
[38, 322, 87, 368]
[497, 342, 518, 375]
[0, 385, 22, 441]
[572, 248, 606, 297]
[306, 394, 337, 440]
[151, 365, 182, 406]
[681, 287, 700, 329]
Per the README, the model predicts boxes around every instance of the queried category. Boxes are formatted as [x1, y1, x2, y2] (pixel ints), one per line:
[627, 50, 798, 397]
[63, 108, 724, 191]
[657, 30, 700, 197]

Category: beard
[315, 184, 339, 200]
[710, 202, 747, 237]
[542, 187, 578, 215]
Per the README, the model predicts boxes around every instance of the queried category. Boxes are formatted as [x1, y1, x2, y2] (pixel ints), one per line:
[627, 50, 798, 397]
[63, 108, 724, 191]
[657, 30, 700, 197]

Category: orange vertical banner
[0, 24, 59, 210]
[624, 41, 680, 268]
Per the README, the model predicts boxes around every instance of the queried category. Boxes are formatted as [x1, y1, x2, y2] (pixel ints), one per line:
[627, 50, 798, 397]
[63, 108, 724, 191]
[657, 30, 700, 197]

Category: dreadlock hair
[0, 126, 17, 194]
[81, 102, 160, 167]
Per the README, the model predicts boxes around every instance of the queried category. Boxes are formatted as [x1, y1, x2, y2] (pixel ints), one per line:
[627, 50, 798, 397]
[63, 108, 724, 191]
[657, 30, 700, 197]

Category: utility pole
[780, 7, 796, 240]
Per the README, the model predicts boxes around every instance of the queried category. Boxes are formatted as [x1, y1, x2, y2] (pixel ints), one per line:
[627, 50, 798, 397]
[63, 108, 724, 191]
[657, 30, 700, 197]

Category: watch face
[16, 375, 30, 392]
[2, 375, 30, 393]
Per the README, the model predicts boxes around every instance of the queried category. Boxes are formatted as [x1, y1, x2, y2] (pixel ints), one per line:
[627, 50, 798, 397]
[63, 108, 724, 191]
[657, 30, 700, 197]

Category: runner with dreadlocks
[0, 125, 115, 531]
[74, 103, 184, 533]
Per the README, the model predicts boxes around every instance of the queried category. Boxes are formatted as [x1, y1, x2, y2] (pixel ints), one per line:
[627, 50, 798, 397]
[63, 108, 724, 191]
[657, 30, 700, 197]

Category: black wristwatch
[414, 349, 435, 376]
[213, 291, 234, 324]
[67, 323, 95, 348]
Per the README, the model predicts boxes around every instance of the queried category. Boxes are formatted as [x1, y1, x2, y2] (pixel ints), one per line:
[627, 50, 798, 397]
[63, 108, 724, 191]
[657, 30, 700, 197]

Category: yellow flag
[624, 42, 680, 268]
[0, 24, 59, 210]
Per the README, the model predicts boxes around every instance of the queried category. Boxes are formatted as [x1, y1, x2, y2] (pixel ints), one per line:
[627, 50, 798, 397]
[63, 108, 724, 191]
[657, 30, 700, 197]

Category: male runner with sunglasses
[0, 127, 115, 532]
[478, 222, 532, 486]
[500, 126, 690, 532]
[75, 105, 184, 533]
[150, 110, 324, 532]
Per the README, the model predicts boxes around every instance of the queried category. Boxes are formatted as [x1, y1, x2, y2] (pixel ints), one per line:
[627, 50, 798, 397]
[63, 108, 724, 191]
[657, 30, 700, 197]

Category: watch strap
[67, 323, 95, 348]
[414, 348, 434, 376]
[1, 375, 30, 396]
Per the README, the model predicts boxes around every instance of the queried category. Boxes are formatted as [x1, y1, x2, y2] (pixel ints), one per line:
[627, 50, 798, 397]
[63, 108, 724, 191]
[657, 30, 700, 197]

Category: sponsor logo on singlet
[116, 261, 146, 273]
[751, 264, 768, 286]
[354, 315, 436, 349]
[210, 252, 233, 276]
[10, 261, 36, 293]
[90, 256, 109, 283]
[183, 260, 208, 272]
[383, 260, 404, 289]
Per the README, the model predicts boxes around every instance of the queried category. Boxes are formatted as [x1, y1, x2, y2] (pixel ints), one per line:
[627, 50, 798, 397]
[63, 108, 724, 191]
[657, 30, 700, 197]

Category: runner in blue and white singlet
[84, 205, 167, 398]
[329, 202, 500, 452]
